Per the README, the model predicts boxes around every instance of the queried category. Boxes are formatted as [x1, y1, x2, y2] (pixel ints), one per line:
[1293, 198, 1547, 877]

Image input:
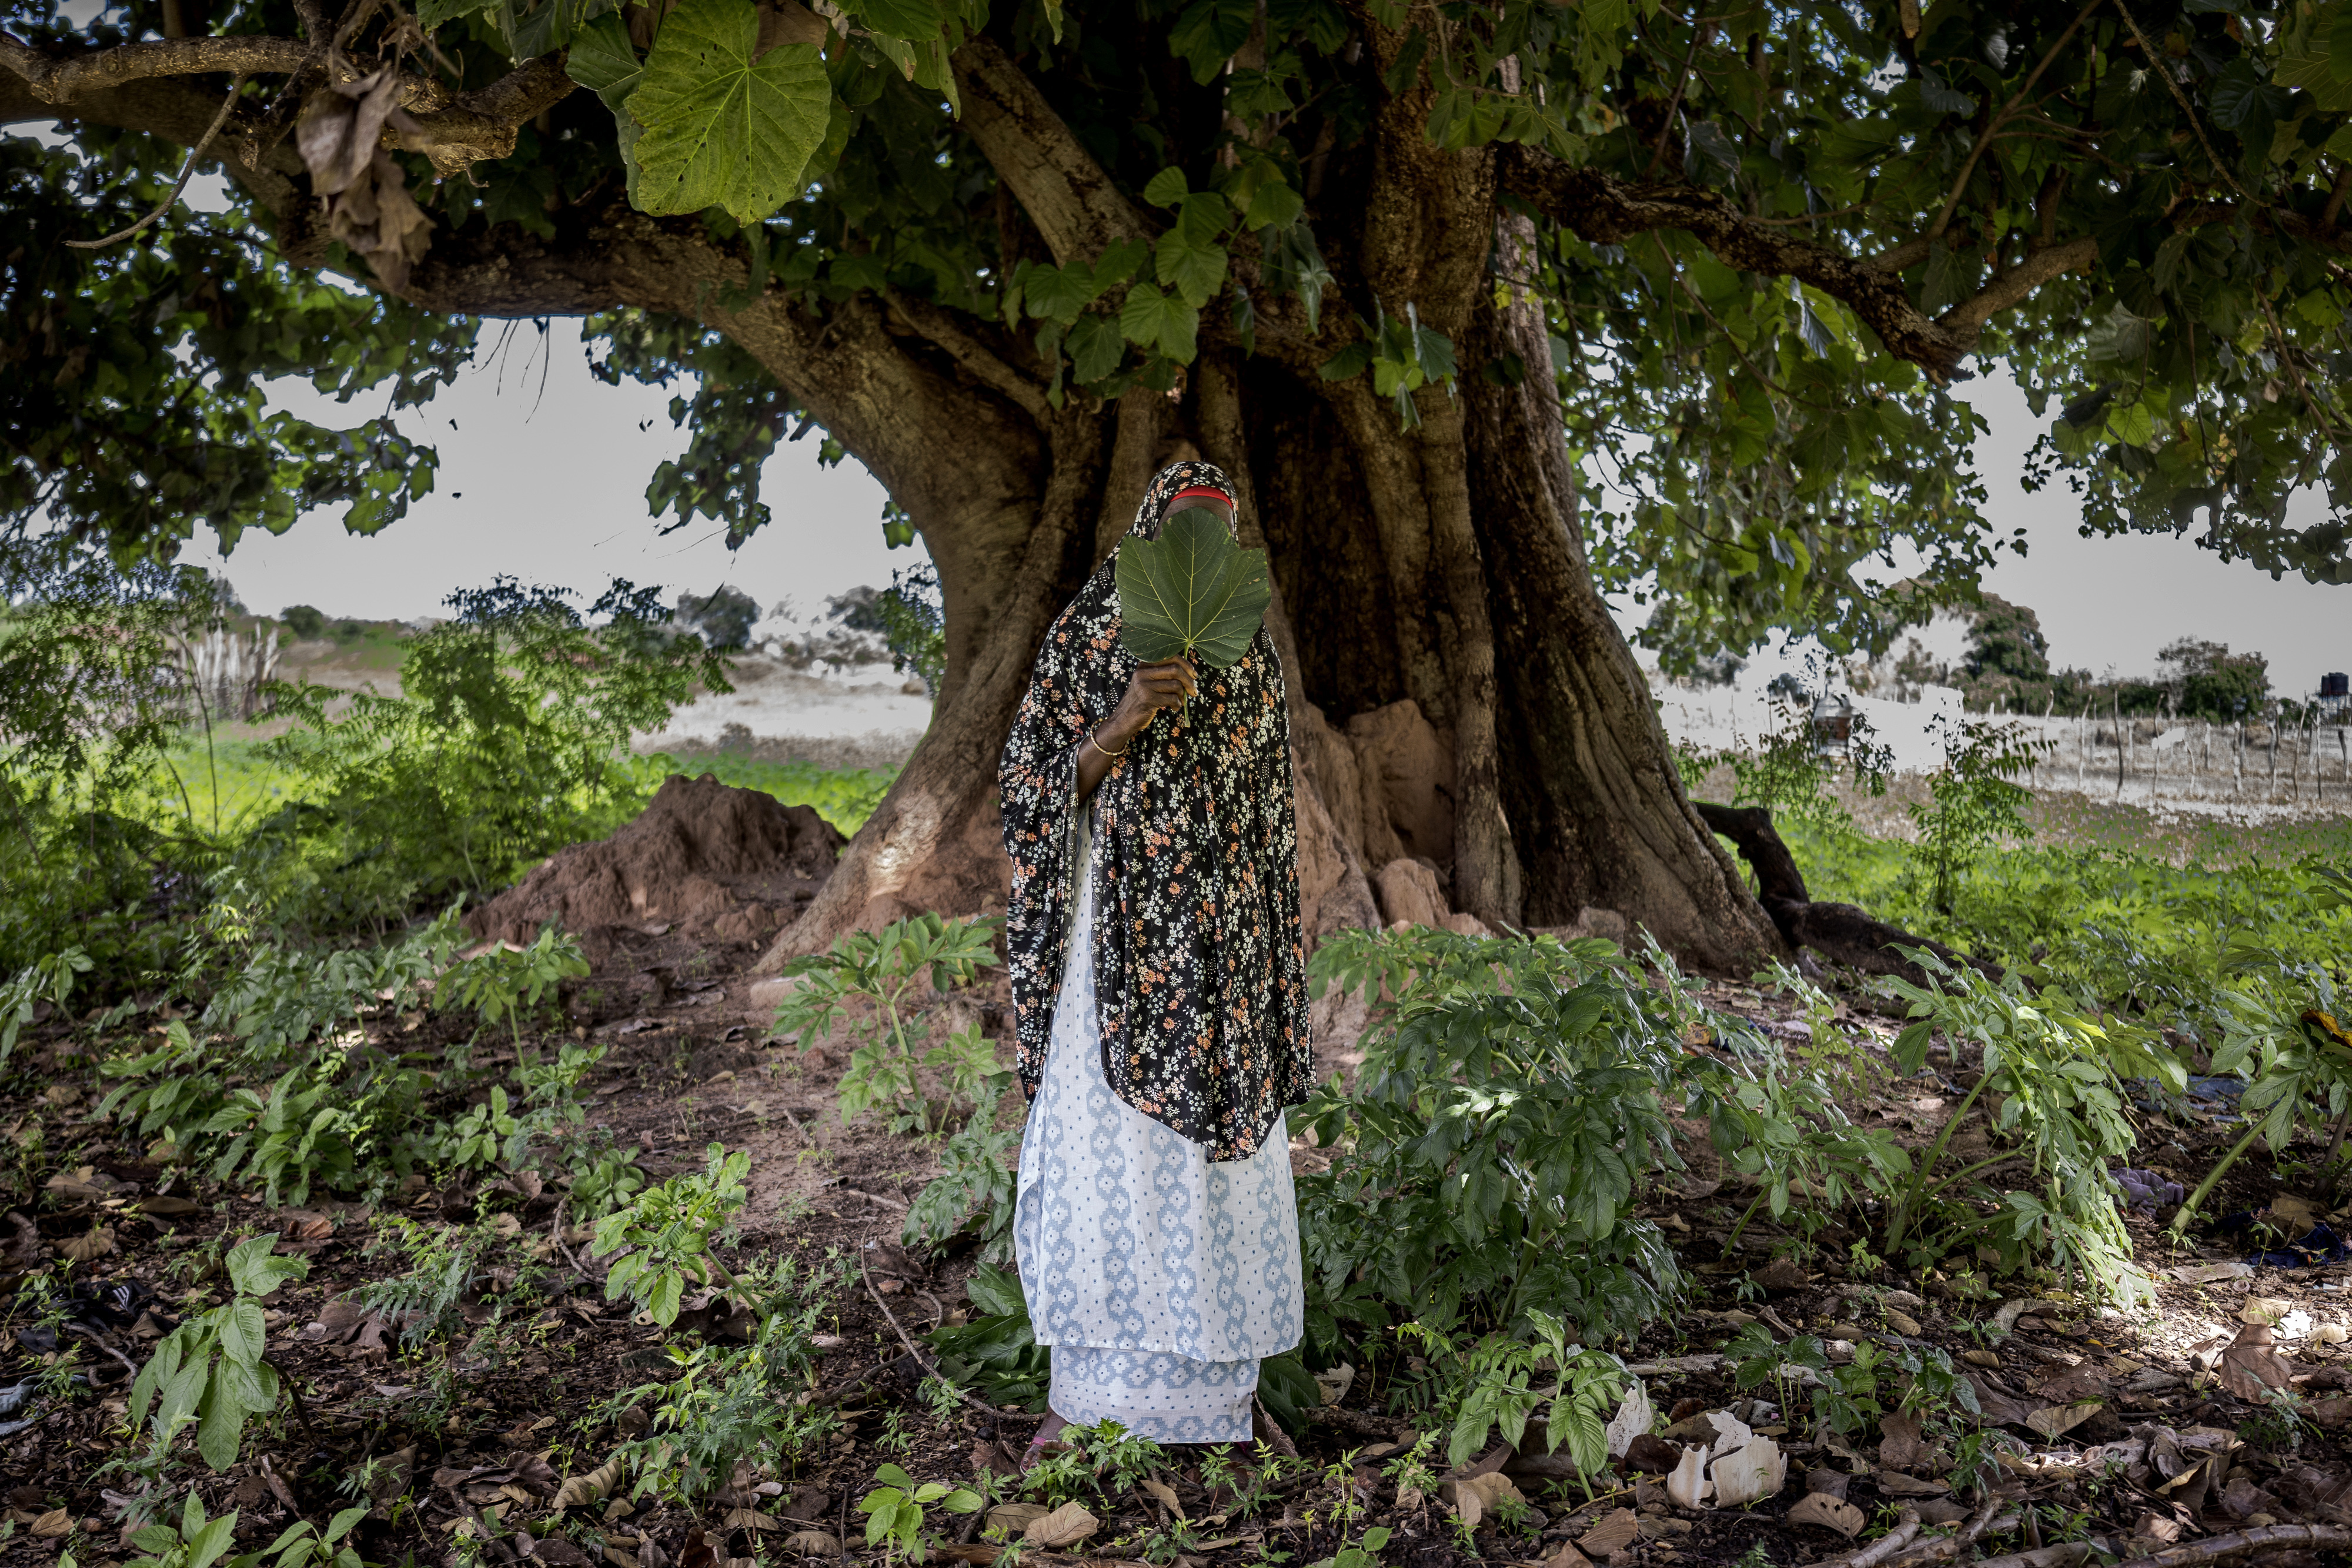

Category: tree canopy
[6, 0, 2349, 673]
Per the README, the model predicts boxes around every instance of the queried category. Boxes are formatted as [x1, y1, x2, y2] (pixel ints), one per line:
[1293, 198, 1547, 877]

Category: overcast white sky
[174, 316, 2346, 691]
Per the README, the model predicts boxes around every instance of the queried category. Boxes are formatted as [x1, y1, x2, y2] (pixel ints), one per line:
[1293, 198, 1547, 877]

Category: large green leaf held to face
[1115, 510, 1271, 670]
[629, 0, 829, 224]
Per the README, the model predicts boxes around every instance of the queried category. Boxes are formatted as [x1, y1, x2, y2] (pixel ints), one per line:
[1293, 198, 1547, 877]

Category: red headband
[1165, 484, 1235, 510]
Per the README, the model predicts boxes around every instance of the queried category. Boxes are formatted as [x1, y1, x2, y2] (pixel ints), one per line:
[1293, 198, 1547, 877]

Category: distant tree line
[1865, 596, 2316, 723]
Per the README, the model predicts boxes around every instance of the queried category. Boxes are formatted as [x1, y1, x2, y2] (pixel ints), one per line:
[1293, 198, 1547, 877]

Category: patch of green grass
[122, 742, 898, 842]
[1779, 807, 2352, 1042]
[657, 753, 898, 835]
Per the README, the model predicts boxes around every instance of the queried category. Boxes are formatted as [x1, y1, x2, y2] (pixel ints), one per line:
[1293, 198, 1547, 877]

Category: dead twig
[550, 1198, 583, 1276]
[1968, 1546, 2091, 1568]
[2109, 1524, 2352, 1568]
[1803, 1509, 1923, 1568]
[59, 1323, 141, 1382]
[857, 1246, 1013, 1423]
[1879, 1507, 2024, 1568]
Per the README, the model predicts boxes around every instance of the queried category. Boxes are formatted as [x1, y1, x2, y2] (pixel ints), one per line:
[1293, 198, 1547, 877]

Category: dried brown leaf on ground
[1576, 1507, 1639, 1557]
[986, 1505, 1048, 1536]
[1878, 1412, 1941, 1472]
[60, 1226, 115, 1262]
[779, 1533, 841, 1559]
[2026, 1402, 2104, 1440]
[1141, 1478, 1187, 1519]
[553, 1456, 626, 1510]
[2032, 1364, 2109, 1402]
[1025, 1503, 1098, 1549]
[1787, 1492, 1867, 1537]
[2217, 1323, 2294, 1402]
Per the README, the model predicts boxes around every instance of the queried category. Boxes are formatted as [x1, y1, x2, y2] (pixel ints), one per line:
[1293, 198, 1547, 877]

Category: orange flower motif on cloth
[996, 460, 1312, 1163]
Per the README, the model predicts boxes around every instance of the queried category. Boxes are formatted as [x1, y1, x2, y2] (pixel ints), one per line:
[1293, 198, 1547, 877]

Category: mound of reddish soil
[466, 772, 845, 964]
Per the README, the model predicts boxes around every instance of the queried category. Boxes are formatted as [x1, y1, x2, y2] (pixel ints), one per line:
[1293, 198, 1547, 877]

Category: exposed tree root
[1693, 803, 2001, 984]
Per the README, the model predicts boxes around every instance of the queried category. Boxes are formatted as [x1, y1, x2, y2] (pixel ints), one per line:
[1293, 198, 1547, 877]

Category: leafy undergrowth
[9, 912, 2352, 1568]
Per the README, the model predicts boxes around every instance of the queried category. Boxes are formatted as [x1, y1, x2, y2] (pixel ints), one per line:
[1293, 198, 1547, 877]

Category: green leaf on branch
[1068, 313, 1127, 382]
[1018, 260, 1097, 325]
[1169, 0, 1254, 83]
[630, 0, 831, 223]
[1155, 225, 1228, 309]
[1093, 237, 1152, 289]
[1244, 178, 1304, 231]
[846, 0, 941, 40]
[1318, 340, 1372, 381]
[1115, 510, 1272, 669]
[1120, 283, 1198, 362]
[417, 0, 497, 31]
[567, 15, 644, 108]
[1142, 166, 1191, 208]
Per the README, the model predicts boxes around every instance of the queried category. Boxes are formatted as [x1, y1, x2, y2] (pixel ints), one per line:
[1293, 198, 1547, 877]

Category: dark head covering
[998, 460, 1312, 1162]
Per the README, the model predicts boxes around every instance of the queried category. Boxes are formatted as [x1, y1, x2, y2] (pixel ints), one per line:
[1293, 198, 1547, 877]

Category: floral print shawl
[999, 460, 1312, 1162]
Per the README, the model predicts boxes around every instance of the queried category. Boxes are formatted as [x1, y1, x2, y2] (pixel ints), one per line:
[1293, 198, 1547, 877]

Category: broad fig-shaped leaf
[1115, 510, 1271, 670]
[629, 0, 830, 223]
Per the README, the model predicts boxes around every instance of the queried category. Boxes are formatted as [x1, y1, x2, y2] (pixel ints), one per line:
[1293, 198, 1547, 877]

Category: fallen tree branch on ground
[2109, 1524, 2352, 1568]
[1693, 802, 2000, 983]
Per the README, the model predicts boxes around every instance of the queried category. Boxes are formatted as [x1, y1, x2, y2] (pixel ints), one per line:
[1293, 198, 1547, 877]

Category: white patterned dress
[1013, 807, 1305, 1442]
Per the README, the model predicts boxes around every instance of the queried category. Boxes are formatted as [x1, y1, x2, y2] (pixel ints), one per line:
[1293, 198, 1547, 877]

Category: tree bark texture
[6, 36, 1786, 972]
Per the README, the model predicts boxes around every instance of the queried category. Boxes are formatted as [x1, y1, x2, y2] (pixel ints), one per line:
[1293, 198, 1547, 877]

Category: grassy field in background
[133, 740, 903, 842]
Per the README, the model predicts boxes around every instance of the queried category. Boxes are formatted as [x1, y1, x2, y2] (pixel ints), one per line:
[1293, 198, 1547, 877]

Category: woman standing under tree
[999, 460, 1310, 1460]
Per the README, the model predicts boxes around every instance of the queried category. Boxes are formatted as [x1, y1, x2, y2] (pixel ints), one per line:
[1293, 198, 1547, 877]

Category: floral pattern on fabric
[1014, 806, 1305, 1362]
[998, 460, 1312, 1162]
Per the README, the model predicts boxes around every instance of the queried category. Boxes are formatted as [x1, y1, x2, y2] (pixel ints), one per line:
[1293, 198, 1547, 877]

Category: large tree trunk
[312, 39, 1780, 977]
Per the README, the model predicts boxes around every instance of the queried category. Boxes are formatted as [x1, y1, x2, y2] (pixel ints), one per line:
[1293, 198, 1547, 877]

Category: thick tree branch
[4, 34, 572, 178]
[0, 33, 310, 100]
[1936, 236, 2097, 335]
[385, 54, 576, 175]
[951, 35, 1148, 265]
[884, 290, 1051, 421]
[1498, 146, 1976, 377]
[0, 71, 300, 211]
[1499, 146, 2105, 377]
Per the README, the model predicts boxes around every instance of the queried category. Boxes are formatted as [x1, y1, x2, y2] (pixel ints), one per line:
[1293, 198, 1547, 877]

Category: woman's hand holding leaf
[1078, 657, 1195, 801]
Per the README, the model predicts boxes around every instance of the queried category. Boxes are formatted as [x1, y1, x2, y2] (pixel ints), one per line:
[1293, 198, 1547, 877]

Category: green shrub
[591, 1144, 753, 1326]
[603, 1256, 842, 1501]
[1907, 714, 2043, 911]
[435, 924, 590, 1061]
[97, 914, 460, 1204]
[1882, 953, 2178, 1302]
[774, 912, 1001, 1132]
[1298, 925, 1900, 1349]
[234, 577, 727, 937]
[128, 1236, 308, 1470]
[903, 1072, 1020, 1263]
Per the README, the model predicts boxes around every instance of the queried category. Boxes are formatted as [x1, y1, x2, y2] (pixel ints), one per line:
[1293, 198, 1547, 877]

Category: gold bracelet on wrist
[1089, 727, 1129, 760]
